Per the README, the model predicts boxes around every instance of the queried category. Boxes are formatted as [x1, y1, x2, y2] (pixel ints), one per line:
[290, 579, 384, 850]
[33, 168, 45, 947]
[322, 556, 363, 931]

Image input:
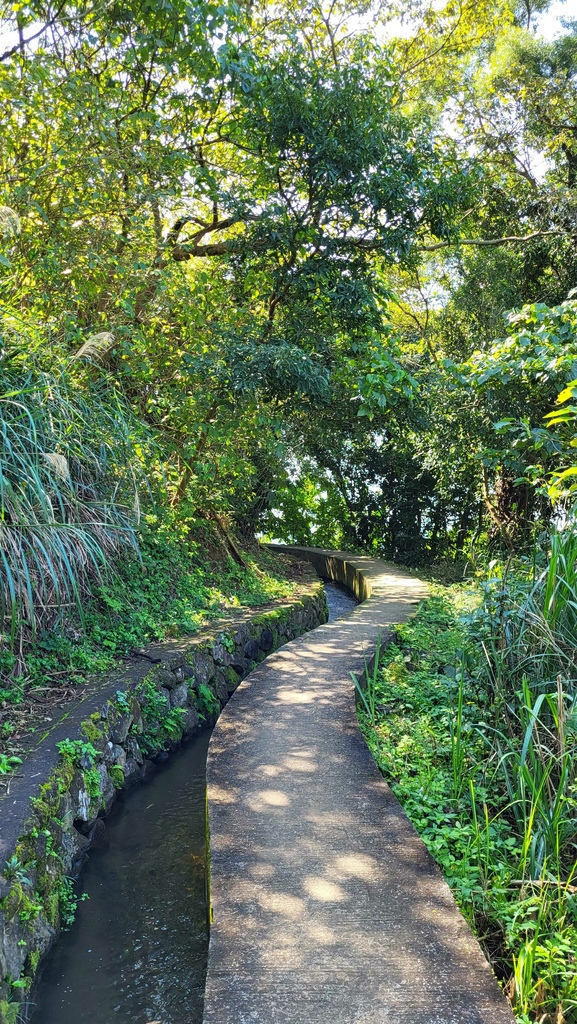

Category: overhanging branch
[167, 221, 558, 264]
[422, 230, 563, 252]
[171, 236, 269, 260]
[0, 2, 67, 61]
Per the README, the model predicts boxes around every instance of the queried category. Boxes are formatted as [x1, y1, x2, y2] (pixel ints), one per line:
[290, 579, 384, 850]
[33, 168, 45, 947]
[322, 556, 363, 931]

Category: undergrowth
[0, 513, 298, 758]
[357, 542, 577, 1024]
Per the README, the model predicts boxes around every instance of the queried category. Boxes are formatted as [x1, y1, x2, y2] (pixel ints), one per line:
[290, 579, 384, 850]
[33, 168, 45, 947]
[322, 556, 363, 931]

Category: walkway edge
[203, 547, 514, 1024]
[268, 544, 377, 601]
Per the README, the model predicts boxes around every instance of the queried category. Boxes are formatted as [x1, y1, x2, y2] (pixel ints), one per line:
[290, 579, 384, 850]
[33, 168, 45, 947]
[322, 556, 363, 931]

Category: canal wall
[0, 568, 327, 1023]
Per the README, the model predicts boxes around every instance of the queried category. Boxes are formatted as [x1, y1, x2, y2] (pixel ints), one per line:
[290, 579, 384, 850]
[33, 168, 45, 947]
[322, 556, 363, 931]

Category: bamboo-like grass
[0, 363, 145, 660]
[473, 532, 577, 1019]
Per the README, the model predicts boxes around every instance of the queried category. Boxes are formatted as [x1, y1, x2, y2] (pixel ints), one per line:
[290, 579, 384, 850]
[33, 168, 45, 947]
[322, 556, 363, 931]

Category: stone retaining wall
[0, 572, 327, 1023]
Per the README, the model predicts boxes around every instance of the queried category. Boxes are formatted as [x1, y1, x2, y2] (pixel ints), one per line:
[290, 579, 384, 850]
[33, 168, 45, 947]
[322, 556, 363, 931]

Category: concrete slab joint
[204, 546, 514, 1024]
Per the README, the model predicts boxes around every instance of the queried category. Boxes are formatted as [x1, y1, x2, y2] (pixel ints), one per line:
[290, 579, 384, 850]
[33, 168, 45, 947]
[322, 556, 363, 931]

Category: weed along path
[203, 547, 515, 1024]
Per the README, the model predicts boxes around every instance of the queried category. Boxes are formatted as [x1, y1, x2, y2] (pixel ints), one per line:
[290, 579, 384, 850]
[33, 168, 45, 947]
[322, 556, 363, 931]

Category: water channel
[31, 580, 356, 1024]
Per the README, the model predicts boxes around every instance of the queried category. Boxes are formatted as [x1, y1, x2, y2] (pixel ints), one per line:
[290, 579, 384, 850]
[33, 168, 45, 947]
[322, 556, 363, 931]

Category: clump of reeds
[0, 359, 146, 662]
[357, 536, 577, 1023]
[470, 533, 577, 1021]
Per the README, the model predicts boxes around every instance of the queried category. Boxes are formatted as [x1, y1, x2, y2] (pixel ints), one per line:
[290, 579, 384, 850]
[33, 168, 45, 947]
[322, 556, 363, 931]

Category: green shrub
[358, 567, 577, 1023]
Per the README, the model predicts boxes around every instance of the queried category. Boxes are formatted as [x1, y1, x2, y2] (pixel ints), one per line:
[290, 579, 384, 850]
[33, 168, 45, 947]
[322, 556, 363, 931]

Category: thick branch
[165, 213, 248, 256]
[168, 224, 563, 264]
[171, 231, 275, 260]
[170, 227, 412, 261]
[422, 230, 563, 252]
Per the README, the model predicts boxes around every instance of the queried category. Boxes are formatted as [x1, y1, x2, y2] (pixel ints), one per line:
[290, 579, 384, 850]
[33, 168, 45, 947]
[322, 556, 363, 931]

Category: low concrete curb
[203, 547, 514, 1024]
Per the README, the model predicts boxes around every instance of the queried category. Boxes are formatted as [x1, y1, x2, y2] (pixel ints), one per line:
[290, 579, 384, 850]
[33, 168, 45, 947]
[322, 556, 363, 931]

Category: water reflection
[31, 732, 211, 1024]
[323, 579, 357, 622]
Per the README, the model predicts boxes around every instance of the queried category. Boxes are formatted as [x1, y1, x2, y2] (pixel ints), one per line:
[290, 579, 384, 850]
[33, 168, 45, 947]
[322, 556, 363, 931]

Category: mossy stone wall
[0, 576, 327, 1021]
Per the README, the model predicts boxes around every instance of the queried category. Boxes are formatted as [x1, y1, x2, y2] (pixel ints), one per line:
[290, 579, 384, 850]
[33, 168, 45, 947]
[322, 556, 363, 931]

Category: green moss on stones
[52, 761, 75, 797]
[80, 713, 104, 745]
[27, 949, 40, 976]
[1, 883, 42, 924]
[45, 890, 60, 927]
[109, 765, 125, 789]
[0, 998, 20, 1024]
[31, 763, 76, 820]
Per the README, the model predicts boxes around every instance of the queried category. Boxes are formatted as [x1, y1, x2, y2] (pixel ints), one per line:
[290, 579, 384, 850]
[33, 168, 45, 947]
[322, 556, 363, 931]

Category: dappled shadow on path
[204, 561, 513, 1024]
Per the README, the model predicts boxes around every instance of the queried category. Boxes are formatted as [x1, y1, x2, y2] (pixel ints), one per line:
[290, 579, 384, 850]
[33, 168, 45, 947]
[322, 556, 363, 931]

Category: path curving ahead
[203, 548, 514, 1024]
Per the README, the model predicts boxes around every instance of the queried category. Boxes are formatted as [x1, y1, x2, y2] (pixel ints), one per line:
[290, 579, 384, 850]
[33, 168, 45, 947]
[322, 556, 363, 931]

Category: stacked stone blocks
[0, 576, 327, 1022]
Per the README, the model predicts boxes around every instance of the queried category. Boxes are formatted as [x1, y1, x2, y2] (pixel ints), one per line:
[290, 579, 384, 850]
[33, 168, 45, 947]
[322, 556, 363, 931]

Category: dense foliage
[2, 0, 577, 572]
[3, 0, 577, 1017]
[358, 538, 577, 1022]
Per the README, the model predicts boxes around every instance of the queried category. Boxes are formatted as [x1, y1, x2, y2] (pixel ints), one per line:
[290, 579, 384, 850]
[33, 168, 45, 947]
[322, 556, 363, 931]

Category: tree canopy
[2, 0, 577, 583]
[4, 3, 577, 1019]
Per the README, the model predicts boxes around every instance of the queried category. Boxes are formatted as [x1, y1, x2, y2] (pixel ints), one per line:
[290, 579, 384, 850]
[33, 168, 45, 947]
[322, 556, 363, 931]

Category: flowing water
[30, 732, 211, 1024]
[323, 578, 358, 621]
[31, 580, 356, 1024]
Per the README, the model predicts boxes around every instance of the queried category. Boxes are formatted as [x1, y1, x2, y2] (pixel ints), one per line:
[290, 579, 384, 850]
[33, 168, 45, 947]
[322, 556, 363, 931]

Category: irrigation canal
[30, 580, 356, 1024]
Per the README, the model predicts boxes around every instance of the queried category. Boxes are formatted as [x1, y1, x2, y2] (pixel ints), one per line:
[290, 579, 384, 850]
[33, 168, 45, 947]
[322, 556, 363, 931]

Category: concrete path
[203, 548, 514, 1024]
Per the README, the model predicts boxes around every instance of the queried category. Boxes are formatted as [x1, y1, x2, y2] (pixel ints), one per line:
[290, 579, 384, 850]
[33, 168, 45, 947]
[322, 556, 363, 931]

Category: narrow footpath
[203, 548, 514, 1024]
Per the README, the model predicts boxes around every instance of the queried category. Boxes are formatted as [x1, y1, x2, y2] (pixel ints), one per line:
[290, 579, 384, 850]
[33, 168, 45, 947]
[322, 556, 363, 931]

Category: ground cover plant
[356, 532, 577, 1024]
[0, 517, 300, 770]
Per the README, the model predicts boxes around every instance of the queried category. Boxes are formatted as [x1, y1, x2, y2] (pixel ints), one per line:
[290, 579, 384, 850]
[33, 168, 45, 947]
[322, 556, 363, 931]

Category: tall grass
[0, 362, 145, 660]
[358, 536, 577, 1023]
[469, 538, 577, 1020]
[480, 530, 577, 696]
[351, 632, 383, 724]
